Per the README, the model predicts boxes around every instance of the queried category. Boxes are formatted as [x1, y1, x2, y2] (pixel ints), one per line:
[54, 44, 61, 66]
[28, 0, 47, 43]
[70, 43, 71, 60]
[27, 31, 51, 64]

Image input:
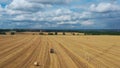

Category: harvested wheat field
[0, 35, 120, 68]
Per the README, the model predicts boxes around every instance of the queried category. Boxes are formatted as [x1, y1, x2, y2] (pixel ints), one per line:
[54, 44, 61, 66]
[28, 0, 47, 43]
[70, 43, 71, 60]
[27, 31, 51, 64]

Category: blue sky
[0, 0, 120, 29]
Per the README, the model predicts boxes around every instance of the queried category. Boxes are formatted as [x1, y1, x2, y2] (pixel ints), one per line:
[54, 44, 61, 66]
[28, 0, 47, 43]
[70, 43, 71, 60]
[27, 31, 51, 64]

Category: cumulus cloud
[27, 0, 72, 4]
[90, 2, 120, 12]
[7, 0, 32, 9]
[57, 21, 78, 25]
[6, 0, 52, 12]
[12, 8, 76, 21]
[81, 20, 94, 26]
[0, 0, 120, 29]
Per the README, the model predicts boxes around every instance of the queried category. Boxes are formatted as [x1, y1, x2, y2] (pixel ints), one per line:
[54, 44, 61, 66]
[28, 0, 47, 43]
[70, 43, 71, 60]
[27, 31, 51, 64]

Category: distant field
[0, 35, 120, 68]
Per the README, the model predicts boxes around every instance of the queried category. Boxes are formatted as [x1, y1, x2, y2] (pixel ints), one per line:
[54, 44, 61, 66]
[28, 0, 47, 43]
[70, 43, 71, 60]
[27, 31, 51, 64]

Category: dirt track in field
[0, 35, 120, 68]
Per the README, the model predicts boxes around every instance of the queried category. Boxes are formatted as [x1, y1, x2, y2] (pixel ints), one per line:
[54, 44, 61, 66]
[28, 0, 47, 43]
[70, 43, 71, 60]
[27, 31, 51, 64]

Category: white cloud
[80, 12, 91, 18]
[55, 9, 72, 15]
[0, 0, 120, 29]
[57, 21, 78, 25]
[6, 0, 52, 12]
[81, 20, 94, 26]
[5, 9, 25, 15]
[7, 0, 31, 9]
[27, 0, 72, 4]
[13, 15, 26, 20]
[11, 8, 93, 27]
[90, 3, 120, 12]
[52, 15, 71, 21]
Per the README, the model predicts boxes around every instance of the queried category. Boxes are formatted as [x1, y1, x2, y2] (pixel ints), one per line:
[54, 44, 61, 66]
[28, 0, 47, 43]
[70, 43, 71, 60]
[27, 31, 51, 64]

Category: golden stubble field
[0, 35, 120, 68]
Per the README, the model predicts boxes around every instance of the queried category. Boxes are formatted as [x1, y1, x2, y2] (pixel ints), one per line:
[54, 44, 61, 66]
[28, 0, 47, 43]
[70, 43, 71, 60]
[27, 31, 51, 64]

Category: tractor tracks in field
[0, 36, 32, 58]
[0, 36, 36, 68]
[57, 37, 120, 68]
[35, 36, 50, 68]
[48, 37, 94, 68]
[17, 36, 42, 68]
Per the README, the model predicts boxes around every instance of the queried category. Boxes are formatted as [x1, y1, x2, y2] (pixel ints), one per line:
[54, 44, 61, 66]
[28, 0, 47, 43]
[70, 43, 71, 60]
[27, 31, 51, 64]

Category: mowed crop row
[0, 35, 120, 68]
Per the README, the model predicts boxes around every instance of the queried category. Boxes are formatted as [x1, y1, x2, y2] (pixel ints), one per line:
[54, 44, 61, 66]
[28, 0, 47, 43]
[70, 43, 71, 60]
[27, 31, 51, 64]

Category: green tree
[39, 32, 44, 35]
[63, 32, 65, 35]
[55, 32, 58, 35]
[48, 32, 54, 35]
